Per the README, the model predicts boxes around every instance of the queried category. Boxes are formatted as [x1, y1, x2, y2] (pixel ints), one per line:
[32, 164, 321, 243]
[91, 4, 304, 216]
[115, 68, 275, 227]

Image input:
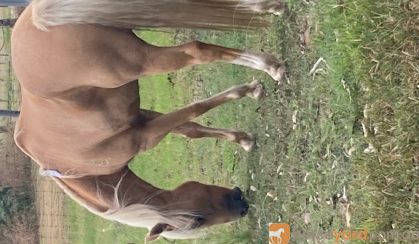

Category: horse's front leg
[139, 109, 255, 151]
[174, 122, 256, 152]
[141, 40, 285, 81]
[137, 80, 262, 151]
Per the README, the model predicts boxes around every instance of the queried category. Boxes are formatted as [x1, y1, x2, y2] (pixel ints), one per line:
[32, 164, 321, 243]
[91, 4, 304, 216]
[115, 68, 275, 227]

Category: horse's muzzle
[232, 187, 249, 217]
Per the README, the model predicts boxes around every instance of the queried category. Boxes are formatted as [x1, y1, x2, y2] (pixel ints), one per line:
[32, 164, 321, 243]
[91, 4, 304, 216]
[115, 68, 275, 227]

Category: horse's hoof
[261, 54, 286, 81]
[266, 1, 285, 16]
[268, 64, 286, 82]
[240, 134, 255, 152]
[247, 80, 264, 100]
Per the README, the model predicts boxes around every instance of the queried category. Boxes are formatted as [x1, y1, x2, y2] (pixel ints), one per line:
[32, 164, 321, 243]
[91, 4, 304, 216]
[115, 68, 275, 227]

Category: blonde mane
[51, 173, 205, 239]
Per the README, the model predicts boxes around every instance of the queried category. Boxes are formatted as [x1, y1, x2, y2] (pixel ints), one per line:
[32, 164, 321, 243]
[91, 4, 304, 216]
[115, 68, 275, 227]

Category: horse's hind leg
[139, 109, 255, 151]
[139, 80, 263, 149]
[92, 37, 284, 88]
[142, 41, 285, 81]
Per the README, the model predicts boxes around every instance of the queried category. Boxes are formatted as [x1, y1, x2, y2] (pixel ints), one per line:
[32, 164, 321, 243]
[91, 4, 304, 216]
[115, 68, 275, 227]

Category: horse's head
[173, 181, 250, 226]
[147, 181, 249, 240]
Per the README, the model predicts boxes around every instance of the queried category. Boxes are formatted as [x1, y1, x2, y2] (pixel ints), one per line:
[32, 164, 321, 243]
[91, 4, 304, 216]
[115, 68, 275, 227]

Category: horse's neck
[55, 167, 170, 213]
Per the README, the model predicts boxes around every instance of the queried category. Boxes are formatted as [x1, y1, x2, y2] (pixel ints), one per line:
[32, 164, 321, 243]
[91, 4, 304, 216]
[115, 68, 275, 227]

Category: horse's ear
[145, 223, 176, 241]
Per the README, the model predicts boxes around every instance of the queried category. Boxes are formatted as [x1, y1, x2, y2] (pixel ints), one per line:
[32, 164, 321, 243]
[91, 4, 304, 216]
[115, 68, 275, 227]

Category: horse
[11, 0, 285, 241]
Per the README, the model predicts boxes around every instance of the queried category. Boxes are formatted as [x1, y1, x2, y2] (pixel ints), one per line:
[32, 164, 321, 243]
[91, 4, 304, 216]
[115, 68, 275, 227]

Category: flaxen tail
[31, 0, 269, 31]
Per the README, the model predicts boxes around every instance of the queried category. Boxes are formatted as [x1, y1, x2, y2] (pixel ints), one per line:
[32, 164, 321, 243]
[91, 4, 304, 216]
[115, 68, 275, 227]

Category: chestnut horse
[11, 0, 285, 241]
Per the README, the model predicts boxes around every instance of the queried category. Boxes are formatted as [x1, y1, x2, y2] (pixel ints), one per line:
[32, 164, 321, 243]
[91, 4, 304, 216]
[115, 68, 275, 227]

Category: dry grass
[311, 0, 419, 234]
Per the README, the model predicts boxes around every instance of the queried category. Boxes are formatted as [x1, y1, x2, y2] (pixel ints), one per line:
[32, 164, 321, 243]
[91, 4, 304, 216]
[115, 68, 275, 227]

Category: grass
[57, 0, 417, 243]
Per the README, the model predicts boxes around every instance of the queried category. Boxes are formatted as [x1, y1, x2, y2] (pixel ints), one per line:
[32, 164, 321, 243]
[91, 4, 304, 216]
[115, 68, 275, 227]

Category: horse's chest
[63, 82, 140, 130]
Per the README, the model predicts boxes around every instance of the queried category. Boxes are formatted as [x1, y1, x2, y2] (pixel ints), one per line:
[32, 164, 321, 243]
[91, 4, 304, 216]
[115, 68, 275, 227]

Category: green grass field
[66, 0, 418, 243]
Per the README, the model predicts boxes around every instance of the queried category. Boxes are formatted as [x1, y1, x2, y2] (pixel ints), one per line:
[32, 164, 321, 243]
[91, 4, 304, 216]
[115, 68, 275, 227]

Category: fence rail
[0, 109, 19, 117]
[0, 1, 29, 7]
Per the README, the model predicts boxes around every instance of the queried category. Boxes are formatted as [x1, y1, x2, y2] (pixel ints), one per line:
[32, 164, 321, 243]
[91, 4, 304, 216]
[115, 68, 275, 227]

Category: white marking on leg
[239, 0, 284, 15]
[232, 53, 285, 81]
[226, 92, 241, 99]
[224, 133, 237, 141]
[239, 133, 255, 152]
[239, 0, 265, 12]
[232, 53, 266, 71]
[240, 139, 255, 152]
[246, 80, 264, 100]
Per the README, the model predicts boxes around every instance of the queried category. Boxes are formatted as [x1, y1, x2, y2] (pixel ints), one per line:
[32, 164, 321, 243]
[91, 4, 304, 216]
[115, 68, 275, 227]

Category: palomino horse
[11, 0, 285, 241]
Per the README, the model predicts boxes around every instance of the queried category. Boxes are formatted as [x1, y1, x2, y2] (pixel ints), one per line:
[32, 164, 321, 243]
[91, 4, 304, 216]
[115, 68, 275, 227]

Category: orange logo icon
[269, 223, 290, 244]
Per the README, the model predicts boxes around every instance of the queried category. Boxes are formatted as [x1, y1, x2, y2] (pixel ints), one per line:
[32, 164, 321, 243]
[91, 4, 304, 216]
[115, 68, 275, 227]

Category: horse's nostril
[240, 204, 249, 217]
[227, 188, 249, 216]
[232, 187, 243, 200]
